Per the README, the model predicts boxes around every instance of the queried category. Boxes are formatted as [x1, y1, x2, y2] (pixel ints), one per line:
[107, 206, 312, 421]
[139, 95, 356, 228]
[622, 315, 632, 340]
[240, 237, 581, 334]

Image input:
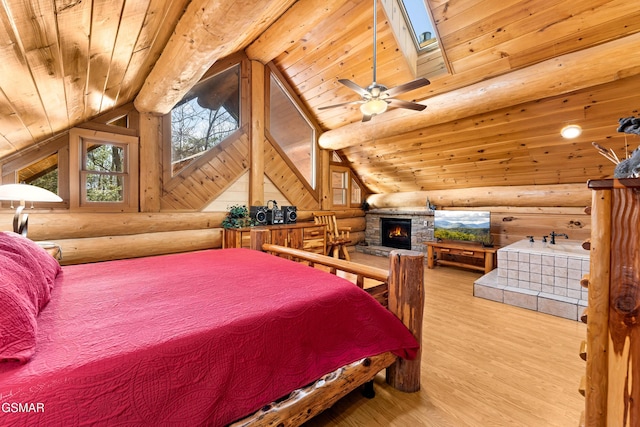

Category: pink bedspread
[0, 248, 418, 426]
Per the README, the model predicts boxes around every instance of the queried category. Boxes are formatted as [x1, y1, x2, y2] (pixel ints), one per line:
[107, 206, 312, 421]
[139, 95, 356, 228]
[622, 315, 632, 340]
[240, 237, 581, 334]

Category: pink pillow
[0, 232, 61, 363]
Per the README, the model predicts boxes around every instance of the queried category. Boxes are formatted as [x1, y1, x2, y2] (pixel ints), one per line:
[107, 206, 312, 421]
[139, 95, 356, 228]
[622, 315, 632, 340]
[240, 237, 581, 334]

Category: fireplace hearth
[381, 218, 411, 250]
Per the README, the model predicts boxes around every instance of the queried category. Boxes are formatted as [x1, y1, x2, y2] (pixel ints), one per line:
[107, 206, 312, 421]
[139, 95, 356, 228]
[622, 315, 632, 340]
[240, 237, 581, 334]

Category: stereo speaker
[249, 206, 268, 225]
[282, 206, 297, 224]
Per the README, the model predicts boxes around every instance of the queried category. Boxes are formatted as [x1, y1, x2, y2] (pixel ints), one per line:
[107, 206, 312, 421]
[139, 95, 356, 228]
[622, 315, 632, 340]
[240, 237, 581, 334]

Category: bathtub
[474, 239, 590, 320]
[502, 239, 588, 256]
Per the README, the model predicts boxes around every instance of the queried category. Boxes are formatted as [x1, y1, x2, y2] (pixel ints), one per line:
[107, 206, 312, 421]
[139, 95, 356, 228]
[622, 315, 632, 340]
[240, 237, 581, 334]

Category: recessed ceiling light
[561, 124, 582, 139]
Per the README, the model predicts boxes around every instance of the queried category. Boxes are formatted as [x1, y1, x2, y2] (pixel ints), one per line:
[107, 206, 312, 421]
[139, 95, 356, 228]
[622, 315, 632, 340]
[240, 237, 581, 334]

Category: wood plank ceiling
[0, 0, 639, 194]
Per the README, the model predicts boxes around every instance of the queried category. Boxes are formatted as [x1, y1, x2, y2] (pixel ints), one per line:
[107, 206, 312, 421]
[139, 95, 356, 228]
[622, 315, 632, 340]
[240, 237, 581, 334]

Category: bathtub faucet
[549, 231, 568, 245]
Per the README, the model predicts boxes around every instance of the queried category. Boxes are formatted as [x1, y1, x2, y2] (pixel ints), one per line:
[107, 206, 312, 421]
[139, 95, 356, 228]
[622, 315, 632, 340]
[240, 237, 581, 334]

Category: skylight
[399, 0, 438, 51]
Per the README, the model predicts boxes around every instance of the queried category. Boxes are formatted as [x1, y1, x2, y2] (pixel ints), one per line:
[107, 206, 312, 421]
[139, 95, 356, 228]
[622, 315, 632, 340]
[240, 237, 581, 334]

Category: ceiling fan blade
[388, 98, 427, 111]
[384, 78, 431, 98]
[338, 79, 370, 97]
[318, 100, 363, 110]
[362, 114, 373, 122]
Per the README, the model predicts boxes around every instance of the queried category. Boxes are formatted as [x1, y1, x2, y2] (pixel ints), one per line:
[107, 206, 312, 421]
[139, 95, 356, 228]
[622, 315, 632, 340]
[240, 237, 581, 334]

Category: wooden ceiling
[1, 0, 639, 194]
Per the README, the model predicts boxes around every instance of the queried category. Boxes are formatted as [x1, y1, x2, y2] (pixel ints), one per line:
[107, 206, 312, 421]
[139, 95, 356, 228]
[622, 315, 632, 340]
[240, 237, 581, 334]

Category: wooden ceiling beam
[134, 0, 295, 115]
[245, 0, 348, 64]
[318, 32, 640, 151]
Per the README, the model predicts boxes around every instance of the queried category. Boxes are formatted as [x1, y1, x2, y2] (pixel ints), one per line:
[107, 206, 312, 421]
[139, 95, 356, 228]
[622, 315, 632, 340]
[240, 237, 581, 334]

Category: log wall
[366, 184, 592, 247]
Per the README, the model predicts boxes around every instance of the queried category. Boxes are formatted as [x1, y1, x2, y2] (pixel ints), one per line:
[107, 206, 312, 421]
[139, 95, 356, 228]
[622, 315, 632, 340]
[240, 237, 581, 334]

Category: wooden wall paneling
[0, 2, 54, 147]
[264, 138, 319, 210]
[7, 0, 68, 135]
[85, 0, 125, 114]
[160, 132, 250, 210]
[491, 211, 590, 246]
[245, 0, 348, 64]
[120, 0, 191, 102]
[101, 0, 149, 109]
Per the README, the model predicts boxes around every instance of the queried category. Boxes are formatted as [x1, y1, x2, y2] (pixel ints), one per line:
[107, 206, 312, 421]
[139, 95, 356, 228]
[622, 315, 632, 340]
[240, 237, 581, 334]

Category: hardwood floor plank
[307, 252, 586, 426]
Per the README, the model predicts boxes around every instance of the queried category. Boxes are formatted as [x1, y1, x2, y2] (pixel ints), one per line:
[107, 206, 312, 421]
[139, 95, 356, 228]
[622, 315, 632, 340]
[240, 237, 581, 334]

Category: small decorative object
[222, 205, 255, 229]
[592, 116, 640, 179]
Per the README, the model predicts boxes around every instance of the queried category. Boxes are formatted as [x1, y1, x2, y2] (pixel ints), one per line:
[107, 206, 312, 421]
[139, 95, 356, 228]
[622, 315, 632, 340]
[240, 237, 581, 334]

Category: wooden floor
[306, 252, 586, 427]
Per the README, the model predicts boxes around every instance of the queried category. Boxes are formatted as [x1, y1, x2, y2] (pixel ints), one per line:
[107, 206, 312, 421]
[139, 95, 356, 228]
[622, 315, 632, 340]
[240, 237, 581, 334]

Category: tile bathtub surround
[478, 242, 590, 320]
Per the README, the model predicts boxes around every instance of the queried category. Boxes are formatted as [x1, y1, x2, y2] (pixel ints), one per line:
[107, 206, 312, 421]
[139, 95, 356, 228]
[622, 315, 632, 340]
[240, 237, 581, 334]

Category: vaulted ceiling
[1, 0, 639, 194]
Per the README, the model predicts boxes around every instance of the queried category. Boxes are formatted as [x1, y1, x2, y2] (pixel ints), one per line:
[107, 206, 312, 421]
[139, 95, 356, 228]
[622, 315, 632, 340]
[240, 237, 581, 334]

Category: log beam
[0, 212, 226, 240]
[134, 0, 295, 115]
[56, 228, 223, 265]
[318, 33, 640, 150]
[366, 184, 591, 208]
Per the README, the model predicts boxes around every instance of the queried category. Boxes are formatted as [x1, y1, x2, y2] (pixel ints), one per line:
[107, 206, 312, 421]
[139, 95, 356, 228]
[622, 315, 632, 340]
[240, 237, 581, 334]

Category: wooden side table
[424, 241, 497, 274]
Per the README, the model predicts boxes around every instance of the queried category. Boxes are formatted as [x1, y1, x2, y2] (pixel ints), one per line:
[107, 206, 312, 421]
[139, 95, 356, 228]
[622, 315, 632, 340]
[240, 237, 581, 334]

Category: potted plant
[222, 205, 255, 229]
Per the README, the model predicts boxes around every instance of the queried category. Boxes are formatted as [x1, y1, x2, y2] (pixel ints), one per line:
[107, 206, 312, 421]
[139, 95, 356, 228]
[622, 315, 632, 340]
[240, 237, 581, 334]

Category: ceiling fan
[319, 0, 430, 122]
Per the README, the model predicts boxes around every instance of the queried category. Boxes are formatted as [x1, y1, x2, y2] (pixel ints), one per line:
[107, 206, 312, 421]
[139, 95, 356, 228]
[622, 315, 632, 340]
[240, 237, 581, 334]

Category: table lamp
[0, 184, 62, 237]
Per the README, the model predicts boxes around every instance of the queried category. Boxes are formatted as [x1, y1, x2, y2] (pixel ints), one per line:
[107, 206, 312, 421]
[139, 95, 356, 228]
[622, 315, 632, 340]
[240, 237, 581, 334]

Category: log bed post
[386, 249, 424, 392]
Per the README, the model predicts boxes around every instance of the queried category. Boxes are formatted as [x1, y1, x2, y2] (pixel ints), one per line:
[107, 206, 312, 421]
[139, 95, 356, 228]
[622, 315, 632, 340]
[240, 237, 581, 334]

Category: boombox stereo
[281, 206, 297, 224]
[267, 208, 284, 225]
[249, 206, 268, 225]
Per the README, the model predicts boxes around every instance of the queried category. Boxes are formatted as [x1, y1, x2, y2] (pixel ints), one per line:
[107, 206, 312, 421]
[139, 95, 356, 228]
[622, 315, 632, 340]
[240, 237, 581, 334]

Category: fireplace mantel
[358, 209, 435, 257]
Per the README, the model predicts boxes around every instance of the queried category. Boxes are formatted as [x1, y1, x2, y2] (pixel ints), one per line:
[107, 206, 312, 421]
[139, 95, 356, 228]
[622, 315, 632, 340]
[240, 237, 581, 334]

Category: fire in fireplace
[381, 218, 411, 250]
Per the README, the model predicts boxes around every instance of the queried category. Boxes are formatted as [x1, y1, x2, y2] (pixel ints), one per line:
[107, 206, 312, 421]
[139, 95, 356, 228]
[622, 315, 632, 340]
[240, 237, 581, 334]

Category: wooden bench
[424, 241, 498, 274]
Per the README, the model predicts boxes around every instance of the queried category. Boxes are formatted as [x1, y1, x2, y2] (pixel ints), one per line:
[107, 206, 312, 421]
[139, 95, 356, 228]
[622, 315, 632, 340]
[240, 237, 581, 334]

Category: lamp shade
[0, 184, 62, 203]
[360, 99, 388, 116]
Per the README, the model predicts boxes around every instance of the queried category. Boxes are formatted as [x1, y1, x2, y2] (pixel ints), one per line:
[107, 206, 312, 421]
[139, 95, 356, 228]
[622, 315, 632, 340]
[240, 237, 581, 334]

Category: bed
[0, 229, 423, 426]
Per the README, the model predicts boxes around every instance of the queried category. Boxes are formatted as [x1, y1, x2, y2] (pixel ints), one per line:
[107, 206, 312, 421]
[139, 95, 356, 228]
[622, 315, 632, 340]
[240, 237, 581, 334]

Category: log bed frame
[230, 228, 425, 426]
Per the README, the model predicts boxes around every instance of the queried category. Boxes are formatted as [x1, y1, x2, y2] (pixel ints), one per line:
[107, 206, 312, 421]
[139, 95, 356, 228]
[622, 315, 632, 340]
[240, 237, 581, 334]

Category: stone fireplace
[358, 209, 434, 257]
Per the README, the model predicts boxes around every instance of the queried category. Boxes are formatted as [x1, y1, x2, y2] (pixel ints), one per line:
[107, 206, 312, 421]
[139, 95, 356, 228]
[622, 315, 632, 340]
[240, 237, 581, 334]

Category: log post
[250, 228, 271, 251]
[585, 189, 611, 425]
[386, 249, 424, 392]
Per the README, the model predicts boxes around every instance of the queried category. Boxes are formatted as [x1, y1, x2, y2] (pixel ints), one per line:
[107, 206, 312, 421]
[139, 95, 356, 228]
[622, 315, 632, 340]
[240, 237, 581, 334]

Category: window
[399, 0, 438, 51]
[18, 153, 59, 195]
[330, 154, 365, 208]
[171, 64, 241, 175]
[269, 73, 316, 189]
[332, 169, 348, 207]
[69, 128, 138, 211]
[351, 177, 362, 206]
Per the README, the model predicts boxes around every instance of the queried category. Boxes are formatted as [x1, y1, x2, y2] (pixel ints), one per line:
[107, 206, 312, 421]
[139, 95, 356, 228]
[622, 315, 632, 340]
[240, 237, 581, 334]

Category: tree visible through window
[18, 153, 59, 194]
[171, 64, 240, 175]
[84, 143, 125, 202]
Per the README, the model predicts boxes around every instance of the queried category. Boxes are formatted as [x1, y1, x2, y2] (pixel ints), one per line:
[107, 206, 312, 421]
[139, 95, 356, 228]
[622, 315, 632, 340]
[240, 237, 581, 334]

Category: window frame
[69, 128, 139, 212]
[266, 64, 319, 197]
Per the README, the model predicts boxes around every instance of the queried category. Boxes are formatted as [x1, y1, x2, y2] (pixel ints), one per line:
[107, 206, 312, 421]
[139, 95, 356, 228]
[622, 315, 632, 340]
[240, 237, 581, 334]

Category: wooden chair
[313, 212, 352, 261]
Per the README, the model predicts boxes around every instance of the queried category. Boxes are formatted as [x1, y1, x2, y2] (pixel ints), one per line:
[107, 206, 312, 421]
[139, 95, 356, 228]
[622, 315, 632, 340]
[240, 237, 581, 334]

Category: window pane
[333, 188, 347, 205]
[332, 170, 348, 205]
[18, 153, 58, 194]
[85, 174, 124, 202]
[269, 74, 316, 188]
[85, 143, 125, 172]
[171, 64, 241, 175]
[351, 178, 361, 205]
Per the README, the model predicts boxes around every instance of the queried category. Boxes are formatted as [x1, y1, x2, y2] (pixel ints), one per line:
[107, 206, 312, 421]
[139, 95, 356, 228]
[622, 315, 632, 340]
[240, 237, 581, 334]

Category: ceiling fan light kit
[360, 99, 388, 116]
[320, 0, 430, 121]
